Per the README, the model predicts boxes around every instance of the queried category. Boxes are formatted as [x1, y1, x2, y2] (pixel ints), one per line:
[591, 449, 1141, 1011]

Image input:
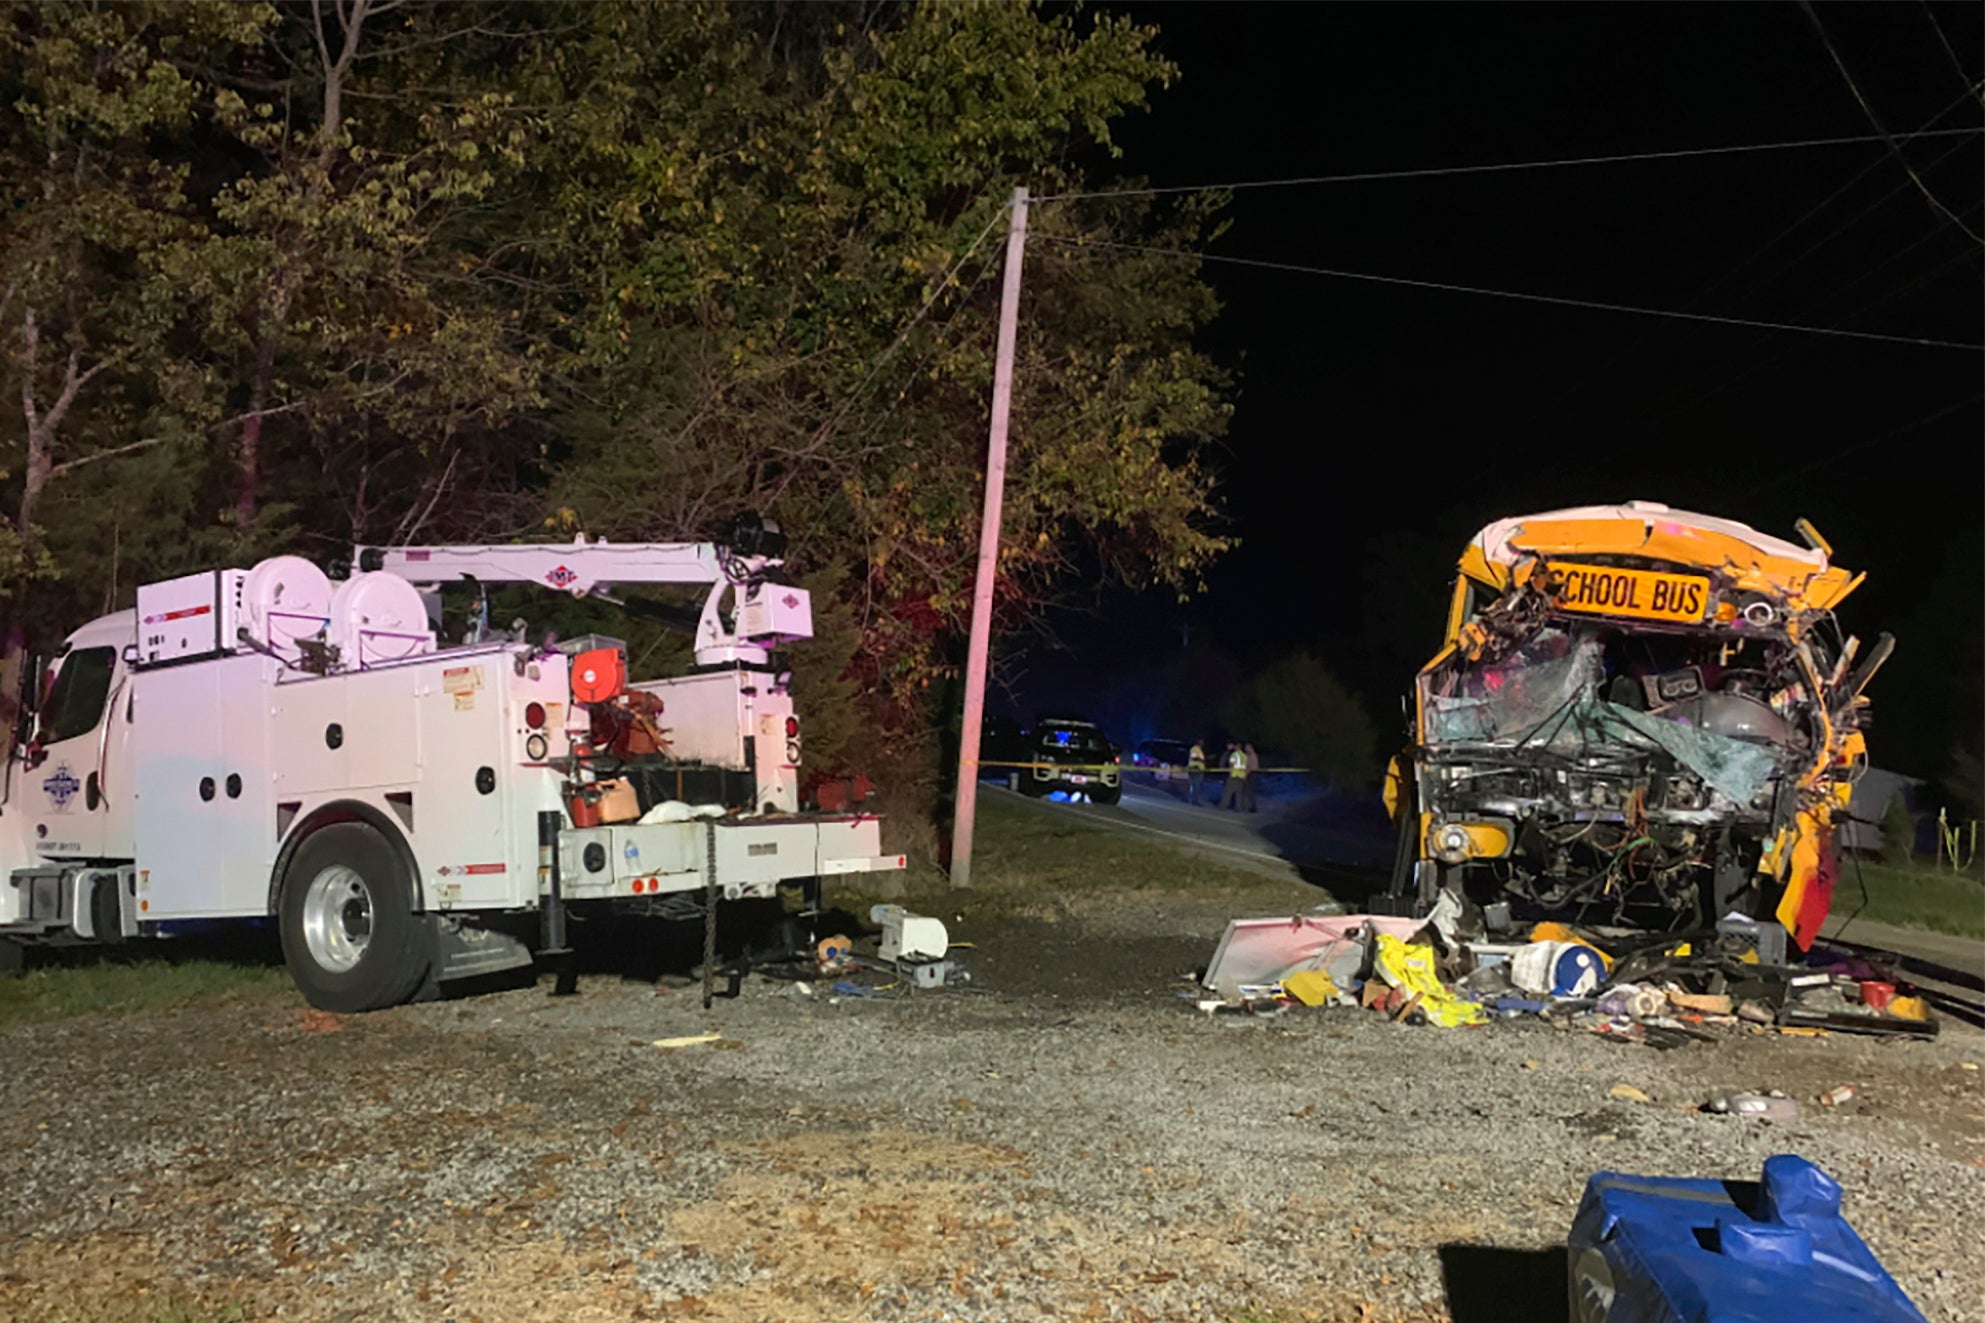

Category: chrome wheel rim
[302, 865, 373, 973]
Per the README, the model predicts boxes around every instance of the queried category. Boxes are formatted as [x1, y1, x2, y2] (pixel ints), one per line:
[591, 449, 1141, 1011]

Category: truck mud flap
[433, 915, 534, 983]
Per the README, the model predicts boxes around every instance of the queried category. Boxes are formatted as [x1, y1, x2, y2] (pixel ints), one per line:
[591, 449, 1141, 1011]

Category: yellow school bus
[1385, 501, 1890, 950]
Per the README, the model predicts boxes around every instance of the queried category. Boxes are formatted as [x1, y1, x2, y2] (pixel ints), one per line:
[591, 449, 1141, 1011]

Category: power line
[1738, 132, 1981, 302]
[1669, 86, 1985, 320]
[1799, 209, 1977, 323]
[811, 201, 1009, 446]
[1580, 87, 1984, 386]
[1027, 128, 1985, 204]
[1648, 236, 1985, 425]
[1920, 0, 1981, 98]
[1740, 393, 1982, 497]
[1033, 234, 1985, 351]
[1640, 135, 1983, 426]
[1800, 1, 1985, 244]
[853, 230, 1007, 445]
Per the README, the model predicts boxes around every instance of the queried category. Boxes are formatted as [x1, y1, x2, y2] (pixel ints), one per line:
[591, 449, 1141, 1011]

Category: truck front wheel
[279, 823, 430, 1013]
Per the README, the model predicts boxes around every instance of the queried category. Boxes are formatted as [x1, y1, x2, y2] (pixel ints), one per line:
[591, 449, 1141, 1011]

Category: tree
[1222, 653, 1380, 791]
[1, 3, 551, 679]
[507, 2, 1232, 784]
[0, 1, 269, 716]
[0, 1, 1234, 815]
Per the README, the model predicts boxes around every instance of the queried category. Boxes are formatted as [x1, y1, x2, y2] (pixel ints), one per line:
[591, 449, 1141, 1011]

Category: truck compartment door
[133, 655, 274, 918]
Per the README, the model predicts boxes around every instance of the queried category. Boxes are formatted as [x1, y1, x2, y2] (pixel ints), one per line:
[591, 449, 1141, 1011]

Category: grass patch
[1835, 859, 1985, 940]
[968, 792, 1310, 895]
[0, 939, 294, 1029]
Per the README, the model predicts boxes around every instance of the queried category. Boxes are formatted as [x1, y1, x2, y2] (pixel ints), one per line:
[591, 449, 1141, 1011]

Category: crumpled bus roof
[1457, 500, 1861, 611]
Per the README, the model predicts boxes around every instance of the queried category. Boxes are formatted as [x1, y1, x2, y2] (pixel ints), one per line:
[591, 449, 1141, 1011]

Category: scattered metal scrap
[1196, 902, 1939, 1045]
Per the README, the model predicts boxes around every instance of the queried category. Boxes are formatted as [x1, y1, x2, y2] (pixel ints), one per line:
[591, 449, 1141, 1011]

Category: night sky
[1006, 2, 1983, 785]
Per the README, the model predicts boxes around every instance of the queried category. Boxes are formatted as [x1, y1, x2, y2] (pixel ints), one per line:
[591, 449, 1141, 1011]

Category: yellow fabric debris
[1888, 995, 1930, 1022]
[1373, 935, 1487, 1028]
[1281, 970, 1339, 1006]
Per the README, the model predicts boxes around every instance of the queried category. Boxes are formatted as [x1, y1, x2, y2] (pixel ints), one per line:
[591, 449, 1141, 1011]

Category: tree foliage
[0, 1, 1231, 796]
[1222, 653, 1381, 790]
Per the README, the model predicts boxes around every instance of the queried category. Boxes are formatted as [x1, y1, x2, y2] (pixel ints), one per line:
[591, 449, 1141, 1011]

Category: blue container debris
[1552, 944, 1604, 996]
[1567, 1154, 1925, 1323]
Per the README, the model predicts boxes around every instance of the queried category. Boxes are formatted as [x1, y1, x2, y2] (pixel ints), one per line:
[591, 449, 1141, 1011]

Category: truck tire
[1090, 783, 1122, 806]
[278, 823, 431, 1013]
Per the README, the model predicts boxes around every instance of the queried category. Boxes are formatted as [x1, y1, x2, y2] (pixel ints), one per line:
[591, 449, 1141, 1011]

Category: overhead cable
[1579, 89, 1984, 385]
[1668, 84, 1985, 320]
[1033, 235, 1984, 351]
[1027, 128, 1985, 204]
[1799, 1, 1985, 244]
[1919, 0, 1984, 102]
[809, 201, 1009, 447]
[1650, 221, 1985, 425]
[1740, 393, 1982, 496]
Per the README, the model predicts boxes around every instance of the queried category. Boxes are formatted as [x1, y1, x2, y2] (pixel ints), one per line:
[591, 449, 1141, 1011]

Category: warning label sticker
[443, 666, 484, 694]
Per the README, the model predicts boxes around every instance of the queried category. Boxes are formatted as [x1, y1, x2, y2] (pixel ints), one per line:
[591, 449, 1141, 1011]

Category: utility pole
[949, 186, 1029, 890]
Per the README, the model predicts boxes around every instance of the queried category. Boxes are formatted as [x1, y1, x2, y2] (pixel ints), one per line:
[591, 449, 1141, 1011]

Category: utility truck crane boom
[358, 517, 811, 668]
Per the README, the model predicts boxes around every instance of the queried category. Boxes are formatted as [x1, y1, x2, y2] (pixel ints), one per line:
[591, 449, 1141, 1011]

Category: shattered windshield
[1427, 628, 1598, 745]
[1425, 625, 1785, 805]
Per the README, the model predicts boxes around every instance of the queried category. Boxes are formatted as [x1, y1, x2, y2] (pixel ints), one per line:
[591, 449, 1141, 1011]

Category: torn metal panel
[1201, 915, 1422, 1000]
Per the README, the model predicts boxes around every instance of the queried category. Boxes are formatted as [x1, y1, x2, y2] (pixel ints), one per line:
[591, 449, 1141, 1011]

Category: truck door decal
[43, 763, 80, 812]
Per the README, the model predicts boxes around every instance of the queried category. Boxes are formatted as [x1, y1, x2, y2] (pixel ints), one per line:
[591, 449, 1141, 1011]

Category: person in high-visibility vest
[1218, 742, 1247, 810]
[1242, 742, 1261, 813]
[1186, 740, 1207, 805]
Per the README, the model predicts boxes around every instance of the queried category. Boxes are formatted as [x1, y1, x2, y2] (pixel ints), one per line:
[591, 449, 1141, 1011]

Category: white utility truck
[0, 515, 903, 1010]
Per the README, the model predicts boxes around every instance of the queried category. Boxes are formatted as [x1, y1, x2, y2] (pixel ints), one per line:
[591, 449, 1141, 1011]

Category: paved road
[994, 774, 1396, 897]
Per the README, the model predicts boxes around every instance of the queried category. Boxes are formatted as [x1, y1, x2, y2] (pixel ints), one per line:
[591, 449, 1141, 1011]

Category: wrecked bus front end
[1387, 502, 1890, 951]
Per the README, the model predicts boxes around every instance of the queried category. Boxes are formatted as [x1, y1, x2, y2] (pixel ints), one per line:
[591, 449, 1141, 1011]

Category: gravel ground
[2, 887, 1981, 1323]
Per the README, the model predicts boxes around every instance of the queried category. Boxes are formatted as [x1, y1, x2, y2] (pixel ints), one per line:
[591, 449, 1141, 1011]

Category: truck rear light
[785, 716, 800, 738]
[524, 702, 547, 730]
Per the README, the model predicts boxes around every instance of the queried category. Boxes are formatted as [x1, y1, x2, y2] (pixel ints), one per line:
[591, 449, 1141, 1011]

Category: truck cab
[9, 611, 137, 865]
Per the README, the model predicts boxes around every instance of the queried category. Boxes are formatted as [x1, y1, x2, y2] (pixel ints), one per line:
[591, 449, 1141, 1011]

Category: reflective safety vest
[1228, 748, 1248, 776]
[1188, 745, 1206, 770]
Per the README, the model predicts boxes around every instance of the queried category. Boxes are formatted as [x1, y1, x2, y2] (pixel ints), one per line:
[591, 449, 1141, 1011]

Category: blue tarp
[1567, 1155, 1926, 1323]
